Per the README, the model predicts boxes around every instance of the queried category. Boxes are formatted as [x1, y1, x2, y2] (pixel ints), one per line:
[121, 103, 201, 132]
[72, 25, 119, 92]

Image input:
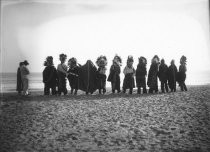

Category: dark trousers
[44, 84, 57, 95]
[98, 75, 106, 94]
[161, 81, 168, 93]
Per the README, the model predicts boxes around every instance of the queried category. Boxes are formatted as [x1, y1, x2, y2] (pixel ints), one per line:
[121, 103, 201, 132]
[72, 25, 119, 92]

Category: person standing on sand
[122, 55, 135, 94]
[147, 55, 160, 93]
[177, 55, 187, 91]
[57, 53, 68, 95]
[136, 56, 147, 94]
[16, 62, 23, 95]
[158, 59, 169, 93]
[107, 55, 122, 93]
[168, 59, 178, 92]
[20, 60, 30, 95]
[43, 56, 58, 95]
[96, 55, 108, 94]
[67, 57, 79, 95]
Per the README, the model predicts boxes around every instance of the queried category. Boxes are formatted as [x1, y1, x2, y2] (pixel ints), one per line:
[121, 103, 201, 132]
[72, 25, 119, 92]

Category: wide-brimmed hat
[23, 60, 29, 65]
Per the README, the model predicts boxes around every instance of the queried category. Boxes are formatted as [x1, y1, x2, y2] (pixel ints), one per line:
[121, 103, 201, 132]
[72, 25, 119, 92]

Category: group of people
[16, 54, 187, 96]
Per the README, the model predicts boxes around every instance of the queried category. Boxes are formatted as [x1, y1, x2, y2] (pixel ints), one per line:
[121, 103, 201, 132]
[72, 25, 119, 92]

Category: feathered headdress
[180, 55, 187, 65]
[96, 55, 107, 67]
[139, 56, 147, 65]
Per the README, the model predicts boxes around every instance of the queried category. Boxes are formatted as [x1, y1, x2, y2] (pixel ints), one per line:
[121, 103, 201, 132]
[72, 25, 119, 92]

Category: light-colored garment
[123, 66, 135, 76]
[57, 63, 68, 74]
[20, 65, 30, 95]
[99, 67, 107, 75]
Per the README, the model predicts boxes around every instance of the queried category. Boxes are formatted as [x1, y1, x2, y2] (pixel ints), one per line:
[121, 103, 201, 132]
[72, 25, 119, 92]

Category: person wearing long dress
[147, 55, 160, 93]
[177, 56, 187, 91]
[136, 57, 147, 94]
[107, 55, 122, 93]
[123, 56, 135, 94]
[57, 53, 68, 95]
[20, 60, 30, 95]
[158, 59, 169, 93]
[16, 62, 23, 95]
[168, 59, 178, 92]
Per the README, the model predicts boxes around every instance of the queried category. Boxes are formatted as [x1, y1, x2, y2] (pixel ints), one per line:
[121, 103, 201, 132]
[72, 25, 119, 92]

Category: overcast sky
[1, 0, 210, 84]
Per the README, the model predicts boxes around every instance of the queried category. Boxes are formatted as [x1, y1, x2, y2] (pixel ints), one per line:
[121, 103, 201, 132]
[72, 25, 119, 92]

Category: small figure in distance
[67, 57, 79, 95]
[168, 59, 178, 92]
[122, 55, 135, 94]
[57, 53, 68, 95]
[107, 54, 122, 94]
[42, 56, 58, 95]
[136, 56, 147, 94]
[158, 59, 169, 93]
[96, 55, 108, 94]
[16, 62, 23, 95]
[147, 55, 160, 93]
[177, 56, 187, 91]
[20, 60, 30, 95]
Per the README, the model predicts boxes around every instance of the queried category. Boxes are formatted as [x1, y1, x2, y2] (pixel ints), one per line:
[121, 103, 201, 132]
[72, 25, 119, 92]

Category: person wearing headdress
[177, 55, 187, 91]
[107, 54, 122, 93]
[168, 59, 178, 92]
[158, 59, 169, 93]
[16, 62, 23, 95]
[43, 56, 58, 95]
[57, 53, 68, 95]
[67, 57, 79, 95]
[136, 56, 147, 94]
[122, 55, 135, 94]
[96, 55, 107, 94]
[20, 60, 30, 95]
[147, 55, 160, 93]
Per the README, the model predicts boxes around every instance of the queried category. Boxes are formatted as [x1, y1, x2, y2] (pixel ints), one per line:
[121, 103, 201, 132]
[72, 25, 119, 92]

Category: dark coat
[136, 64, 147, 87]
[177, 64, 186, 83]
[147, 63, 159, 88]
[107, 64, 121, 83]
[158, 63, 168, 82]
[67, 66, 79, 89]
[96, 67, 107, 89]
[16, 67, 23, 92]
[123, 73, 135, 89]
[77, 60, 98, 93]
[43, 66, 58, 87]
[168, 64, 178, 89]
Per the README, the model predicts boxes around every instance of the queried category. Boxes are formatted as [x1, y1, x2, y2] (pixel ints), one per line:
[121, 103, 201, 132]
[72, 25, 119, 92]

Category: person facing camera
[122, 55, 135, 94]
[42, 56, 58, 95]
[20, 60, 30, 95]
[57, 53, 68, 95]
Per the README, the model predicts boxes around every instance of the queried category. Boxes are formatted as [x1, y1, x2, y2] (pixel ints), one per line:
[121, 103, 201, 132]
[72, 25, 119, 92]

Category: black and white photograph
[0, 0, 210, 151]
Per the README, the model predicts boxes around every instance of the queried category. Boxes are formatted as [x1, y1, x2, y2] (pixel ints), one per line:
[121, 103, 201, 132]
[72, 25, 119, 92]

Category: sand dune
[0, 85, 210, 152]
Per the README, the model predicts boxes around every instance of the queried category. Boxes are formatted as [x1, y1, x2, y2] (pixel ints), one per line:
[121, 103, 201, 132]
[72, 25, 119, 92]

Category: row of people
[41, 54, 187, 95]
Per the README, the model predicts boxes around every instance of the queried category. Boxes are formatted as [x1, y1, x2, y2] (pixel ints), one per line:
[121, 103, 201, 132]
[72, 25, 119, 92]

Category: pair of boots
[123, 88, 133, 94]
[99, 88, 106, 94]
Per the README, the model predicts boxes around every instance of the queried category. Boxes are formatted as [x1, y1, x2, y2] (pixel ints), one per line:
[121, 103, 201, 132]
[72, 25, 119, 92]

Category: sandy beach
[0, 85, 210, 152]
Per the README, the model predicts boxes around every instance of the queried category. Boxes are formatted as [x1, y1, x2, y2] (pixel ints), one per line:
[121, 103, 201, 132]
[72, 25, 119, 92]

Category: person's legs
[137, 87, 141, 94]
[44, 84, 50, 95]
[161, 81, 165, 93]
[52, 85, 57, 95]
[165, 82, 169, 93]
[129, 88, 133, 94]
[183, 82, 187, 91]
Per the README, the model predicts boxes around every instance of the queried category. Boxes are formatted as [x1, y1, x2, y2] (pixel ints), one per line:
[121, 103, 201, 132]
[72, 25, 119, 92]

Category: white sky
[1, 0, 210, 84]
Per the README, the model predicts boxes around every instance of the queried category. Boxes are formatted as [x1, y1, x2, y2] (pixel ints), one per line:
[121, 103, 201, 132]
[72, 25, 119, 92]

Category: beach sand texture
[0, 86, 210, 152]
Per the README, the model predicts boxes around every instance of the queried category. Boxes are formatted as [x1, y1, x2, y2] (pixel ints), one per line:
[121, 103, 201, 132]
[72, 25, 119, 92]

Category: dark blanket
[77, 60, 98, 94]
